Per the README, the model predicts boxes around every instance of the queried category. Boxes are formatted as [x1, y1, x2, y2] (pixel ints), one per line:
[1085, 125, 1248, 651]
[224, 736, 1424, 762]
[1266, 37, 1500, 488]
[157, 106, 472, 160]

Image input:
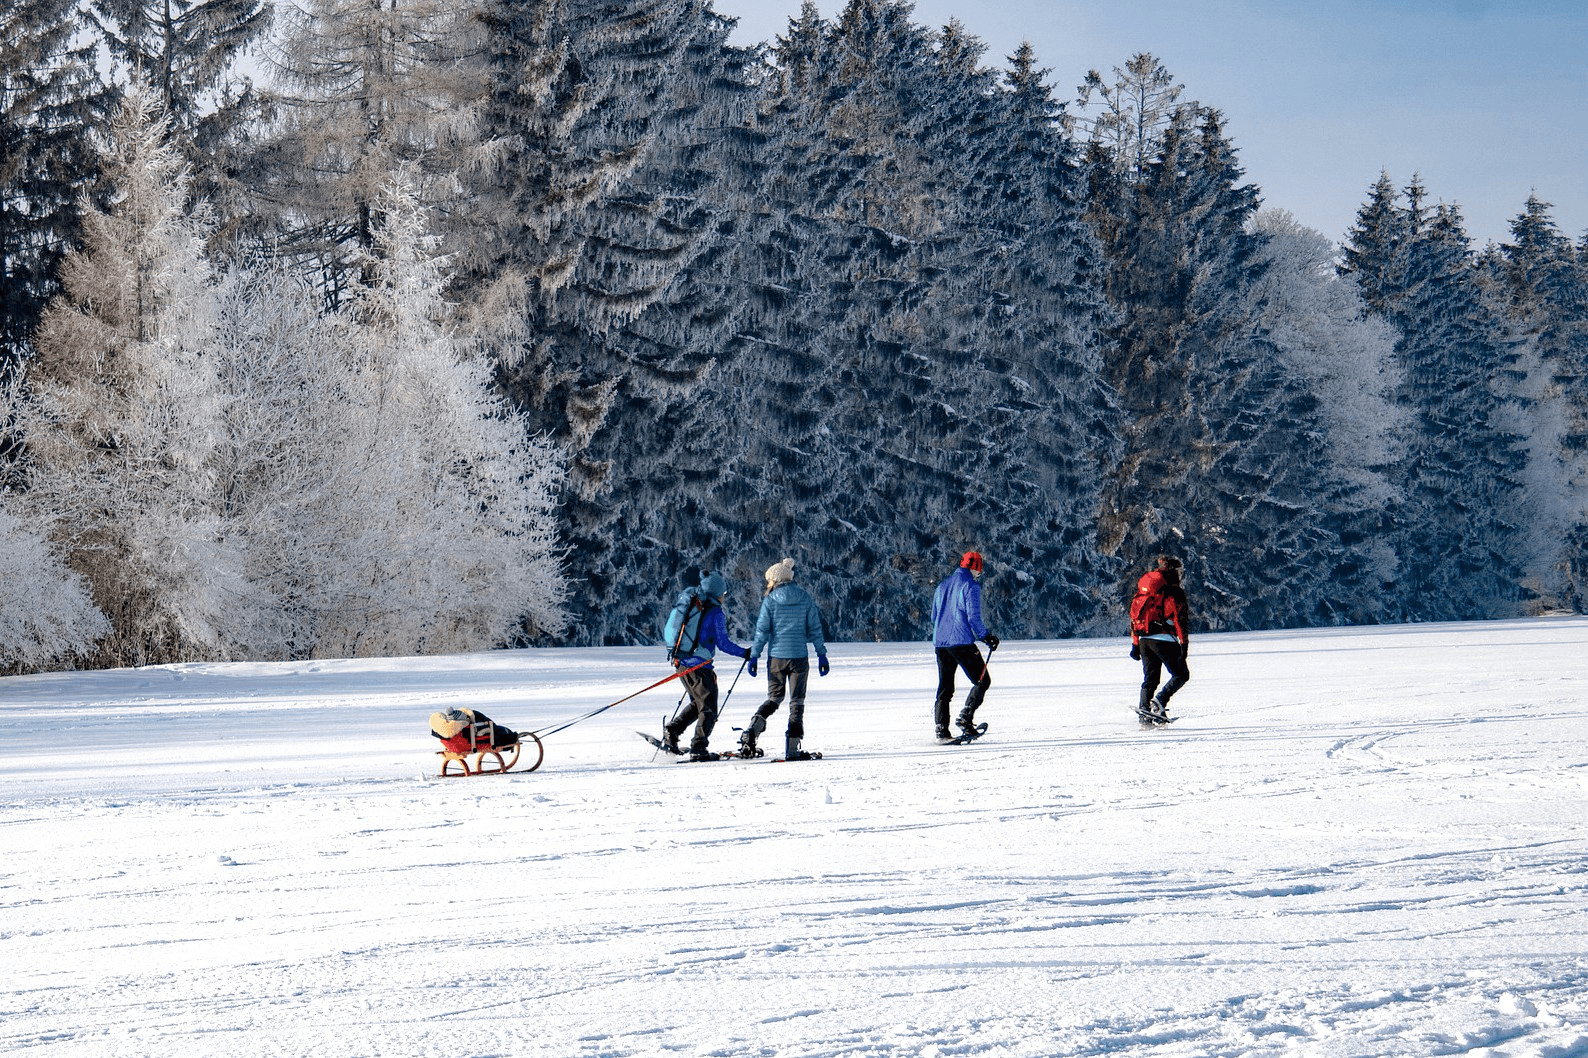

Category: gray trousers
[748, 657, 809, 739]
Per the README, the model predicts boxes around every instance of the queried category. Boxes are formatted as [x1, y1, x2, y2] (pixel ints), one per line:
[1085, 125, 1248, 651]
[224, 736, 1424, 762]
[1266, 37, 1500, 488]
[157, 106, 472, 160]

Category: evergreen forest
[3, 0, 1586, 670]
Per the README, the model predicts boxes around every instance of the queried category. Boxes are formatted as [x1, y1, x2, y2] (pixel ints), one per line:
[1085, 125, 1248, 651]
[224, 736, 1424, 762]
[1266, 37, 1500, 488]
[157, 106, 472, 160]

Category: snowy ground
[4, 618, 1588, 1057]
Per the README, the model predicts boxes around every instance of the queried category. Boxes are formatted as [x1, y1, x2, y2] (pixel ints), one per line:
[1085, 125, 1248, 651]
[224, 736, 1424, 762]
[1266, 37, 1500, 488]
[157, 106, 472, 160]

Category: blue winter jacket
[932, 567, 988, 647]
[665, 587, 749, 668]
[751, 583, 828, 661]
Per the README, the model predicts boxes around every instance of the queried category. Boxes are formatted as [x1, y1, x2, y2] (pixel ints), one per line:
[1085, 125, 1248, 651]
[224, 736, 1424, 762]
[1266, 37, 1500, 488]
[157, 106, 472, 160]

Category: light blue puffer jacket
[751, 583, 828, 660]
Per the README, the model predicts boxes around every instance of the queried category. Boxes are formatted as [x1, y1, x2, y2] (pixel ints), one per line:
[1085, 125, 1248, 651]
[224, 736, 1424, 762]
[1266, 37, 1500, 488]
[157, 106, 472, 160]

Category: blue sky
[709, 0, 1586, 248]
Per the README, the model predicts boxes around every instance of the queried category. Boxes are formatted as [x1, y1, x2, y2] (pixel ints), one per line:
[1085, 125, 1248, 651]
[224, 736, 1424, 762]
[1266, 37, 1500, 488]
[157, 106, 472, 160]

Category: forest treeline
[2, 0, 1585, 669]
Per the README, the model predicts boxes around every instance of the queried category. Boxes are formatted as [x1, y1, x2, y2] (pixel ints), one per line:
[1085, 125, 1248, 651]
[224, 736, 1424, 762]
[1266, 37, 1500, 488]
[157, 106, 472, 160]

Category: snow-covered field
[5, 618, 1588, 1057]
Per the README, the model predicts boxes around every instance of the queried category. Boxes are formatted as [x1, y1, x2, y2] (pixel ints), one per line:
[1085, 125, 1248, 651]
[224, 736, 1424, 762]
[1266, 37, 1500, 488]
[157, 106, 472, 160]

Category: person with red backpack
[1129, 555, 1190, 724]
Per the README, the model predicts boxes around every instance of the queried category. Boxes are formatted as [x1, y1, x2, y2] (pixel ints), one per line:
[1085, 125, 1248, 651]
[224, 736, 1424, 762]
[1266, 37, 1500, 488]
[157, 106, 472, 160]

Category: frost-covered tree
[465, 0, 758, 642]
[1483, 195, 1588, 608]
[1083, 85, 1358, 631]
[24, 88, 245, 666]
[1340, 175, 1528, 619]
[1249, 208, 1405, 622]
[274, 175, 569, 656]
[654, 5, 1117, 641]
[0, 0, 110, 374]
[257, 0, 488, 304]
[0, 379, 110, 670]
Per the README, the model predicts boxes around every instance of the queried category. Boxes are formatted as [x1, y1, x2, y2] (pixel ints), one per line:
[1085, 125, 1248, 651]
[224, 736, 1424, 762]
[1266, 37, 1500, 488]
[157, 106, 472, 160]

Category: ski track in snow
[3, 618, 1588, 1056]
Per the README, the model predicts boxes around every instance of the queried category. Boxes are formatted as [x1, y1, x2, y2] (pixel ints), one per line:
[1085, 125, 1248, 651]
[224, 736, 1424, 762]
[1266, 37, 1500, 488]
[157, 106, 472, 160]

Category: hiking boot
[661, 725, 682, 754]
[956, 712, 978, 738]
[1148, 698, 1169, 721]
[687, 746, 717, 762]
[935, 726, 954, 743]
[739, 729, 761, 758]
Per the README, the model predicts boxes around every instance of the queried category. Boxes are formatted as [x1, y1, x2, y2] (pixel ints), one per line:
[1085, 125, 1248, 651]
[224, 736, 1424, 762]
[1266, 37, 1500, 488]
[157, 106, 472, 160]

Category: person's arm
[751, 597, 772, 660]
[708, 606, 751, 659]
[965, 578, 989, 641]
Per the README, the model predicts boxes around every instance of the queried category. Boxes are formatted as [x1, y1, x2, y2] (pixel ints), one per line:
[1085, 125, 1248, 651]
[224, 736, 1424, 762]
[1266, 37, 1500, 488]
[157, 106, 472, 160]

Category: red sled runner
[430, 708, 543, 777]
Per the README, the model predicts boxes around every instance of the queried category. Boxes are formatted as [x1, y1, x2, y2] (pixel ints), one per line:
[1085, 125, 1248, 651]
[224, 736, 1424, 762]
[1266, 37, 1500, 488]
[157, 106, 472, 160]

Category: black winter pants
[934, 644, 990, 730]
[669, 666, 720, 751]
[1139, 639, 1190, 708]
[751, 657, 809, 738]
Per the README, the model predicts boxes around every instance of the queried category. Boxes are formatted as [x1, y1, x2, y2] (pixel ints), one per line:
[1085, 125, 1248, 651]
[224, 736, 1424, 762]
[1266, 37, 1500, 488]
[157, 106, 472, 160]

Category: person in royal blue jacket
[931, 551, 999, 742]
[742, 557, 829, 760]
[661, 569, 752, 760]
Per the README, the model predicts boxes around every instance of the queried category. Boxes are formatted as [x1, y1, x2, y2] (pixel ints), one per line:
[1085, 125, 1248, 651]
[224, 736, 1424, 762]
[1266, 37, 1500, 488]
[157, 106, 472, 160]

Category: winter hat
[700, 570, 728, 599]
[764, 557, 795, 588]
[429, 708, 472, 739]
[960, 551, 984, 574]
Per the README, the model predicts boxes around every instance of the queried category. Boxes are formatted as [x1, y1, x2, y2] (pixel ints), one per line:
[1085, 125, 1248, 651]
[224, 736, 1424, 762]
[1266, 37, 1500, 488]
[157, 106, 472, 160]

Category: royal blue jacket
[751, 583, 828, 661]
[932, 567, 988, 648]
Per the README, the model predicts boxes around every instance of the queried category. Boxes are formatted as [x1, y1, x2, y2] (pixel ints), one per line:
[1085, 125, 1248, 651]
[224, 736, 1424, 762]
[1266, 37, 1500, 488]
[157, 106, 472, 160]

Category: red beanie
[960, 551, 983, 573]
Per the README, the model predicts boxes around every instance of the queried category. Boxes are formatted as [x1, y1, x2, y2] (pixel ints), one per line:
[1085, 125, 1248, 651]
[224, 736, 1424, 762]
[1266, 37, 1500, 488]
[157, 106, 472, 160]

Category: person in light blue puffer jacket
[742, 558, 829, 760]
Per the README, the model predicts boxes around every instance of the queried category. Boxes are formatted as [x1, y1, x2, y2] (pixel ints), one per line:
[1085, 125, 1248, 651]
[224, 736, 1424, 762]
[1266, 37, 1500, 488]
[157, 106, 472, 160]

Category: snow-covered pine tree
[1083, 80, 1355, 631]
[464, 0, 758, 643]
[23, 88, 246, 666]
[1340, 176, 1528, 619]
[660, 4, 1116, 640]
[0, 0, 111, 374]
[1483, 195, 1588, 608]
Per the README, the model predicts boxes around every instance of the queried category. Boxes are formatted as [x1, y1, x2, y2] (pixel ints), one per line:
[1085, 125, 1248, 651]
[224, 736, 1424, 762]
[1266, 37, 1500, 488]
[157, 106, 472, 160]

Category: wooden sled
[435, 715, 544, 777]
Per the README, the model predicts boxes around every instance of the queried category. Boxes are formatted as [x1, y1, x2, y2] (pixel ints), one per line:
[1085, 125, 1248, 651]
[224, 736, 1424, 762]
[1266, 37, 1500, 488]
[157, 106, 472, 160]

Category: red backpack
[1130, 571, 1169, 636]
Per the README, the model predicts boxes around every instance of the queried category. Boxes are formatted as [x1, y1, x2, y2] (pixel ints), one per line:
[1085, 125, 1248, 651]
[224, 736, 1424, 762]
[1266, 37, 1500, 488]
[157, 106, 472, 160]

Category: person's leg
[953, 643, 990, 728]
[783, 657, 810, 749]
[686, 669, 720, 753]
[934, 648, 958, 734]
[1154, 643, 1191, 706]
[742, 662, 788, 754]
[1139, 642, 1165, 714]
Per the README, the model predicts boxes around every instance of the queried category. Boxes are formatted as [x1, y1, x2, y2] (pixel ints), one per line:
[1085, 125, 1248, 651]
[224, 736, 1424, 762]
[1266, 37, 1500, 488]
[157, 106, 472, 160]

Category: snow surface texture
[5, 618, 1588, 1057]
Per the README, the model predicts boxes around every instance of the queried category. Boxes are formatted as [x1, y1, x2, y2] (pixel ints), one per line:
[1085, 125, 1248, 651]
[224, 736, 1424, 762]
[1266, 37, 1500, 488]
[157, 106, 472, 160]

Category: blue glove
[818, 655, 829, 677]
[748, 655, 758, 677]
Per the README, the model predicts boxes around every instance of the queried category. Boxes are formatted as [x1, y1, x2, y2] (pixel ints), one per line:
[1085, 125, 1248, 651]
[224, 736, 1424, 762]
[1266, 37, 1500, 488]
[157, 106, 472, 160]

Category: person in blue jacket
[662, 569, 753, 761]
[741, 557, 829, 760]
[931, 550, 999, 742]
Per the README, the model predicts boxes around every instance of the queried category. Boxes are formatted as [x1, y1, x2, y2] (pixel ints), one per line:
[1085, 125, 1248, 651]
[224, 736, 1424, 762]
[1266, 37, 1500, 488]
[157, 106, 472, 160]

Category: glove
[747, 655, 758, 677]
[983, 634, 1000, 650]
[1180, 639, 1190, 657]
[1129, 644, 1141, 661]
[818, 655, 829, 677]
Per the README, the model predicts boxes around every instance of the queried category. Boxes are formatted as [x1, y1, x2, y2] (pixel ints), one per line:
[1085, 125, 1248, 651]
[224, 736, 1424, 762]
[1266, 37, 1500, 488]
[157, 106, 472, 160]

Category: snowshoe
[638, 730, 685, 755]
[773, 750, 823, 762]
[947, 722, 988, 745]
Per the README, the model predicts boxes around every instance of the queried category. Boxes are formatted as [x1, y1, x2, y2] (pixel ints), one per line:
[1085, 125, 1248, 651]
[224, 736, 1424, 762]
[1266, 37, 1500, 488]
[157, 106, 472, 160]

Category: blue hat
[700, 570, 728, 598]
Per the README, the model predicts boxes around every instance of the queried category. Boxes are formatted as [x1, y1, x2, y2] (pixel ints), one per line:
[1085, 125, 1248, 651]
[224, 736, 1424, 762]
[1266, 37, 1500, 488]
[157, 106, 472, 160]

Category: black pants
[750, 657, 809, 739]
[934, 644, 989, 730]
[669, 666, 720, 751]
[1139, 639, 1190, 709]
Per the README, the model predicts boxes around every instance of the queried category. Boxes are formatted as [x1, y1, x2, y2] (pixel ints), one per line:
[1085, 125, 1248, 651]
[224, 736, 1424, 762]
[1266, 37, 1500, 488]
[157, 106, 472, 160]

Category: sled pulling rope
[532, 660, 711, 739]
